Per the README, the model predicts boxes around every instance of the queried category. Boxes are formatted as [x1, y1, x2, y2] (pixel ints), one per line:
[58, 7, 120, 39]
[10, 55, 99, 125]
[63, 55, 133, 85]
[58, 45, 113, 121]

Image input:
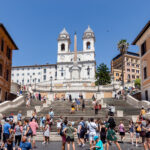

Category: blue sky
[0, 0, 150, 69]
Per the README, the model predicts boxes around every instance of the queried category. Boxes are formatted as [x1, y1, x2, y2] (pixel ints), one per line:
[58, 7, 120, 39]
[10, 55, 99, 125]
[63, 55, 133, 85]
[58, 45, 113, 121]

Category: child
[5, 137, 15, 150]
[42, 122, 50, 144]
[70, 104, 75, 114]
[56, 116, 63, 134]
[91, 136, 104, 150]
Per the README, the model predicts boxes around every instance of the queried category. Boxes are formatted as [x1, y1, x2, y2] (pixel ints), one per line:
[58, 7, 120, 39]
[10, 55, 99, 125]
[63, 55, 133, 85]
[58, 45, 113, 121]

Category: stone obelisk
[71, 33, 80, 80]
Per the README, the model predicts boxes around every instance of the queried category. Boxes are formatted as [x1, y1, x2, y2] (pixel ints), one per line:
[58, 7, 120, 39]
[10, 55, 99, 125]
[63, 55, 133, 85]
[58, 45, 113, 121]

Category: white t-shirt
[88, 122, 97, 134]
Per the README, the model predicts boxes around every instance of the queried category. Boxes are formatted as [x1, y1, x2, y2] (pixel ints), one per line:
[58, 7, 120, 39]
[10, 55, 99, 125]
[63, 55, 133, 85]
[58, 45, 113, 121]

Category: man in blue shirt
[19, 136, 32, 150]
[17, 111, 22, 121]
[91, 136, 103, 150]
[3, 118, 11, 144]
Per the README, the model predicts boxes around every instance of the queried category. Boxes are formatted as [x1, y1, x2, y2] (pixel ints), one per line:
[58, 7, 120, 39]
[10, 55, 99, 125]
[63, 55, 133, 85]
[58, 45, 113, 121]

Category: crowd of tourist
[1, 92, 150, 150]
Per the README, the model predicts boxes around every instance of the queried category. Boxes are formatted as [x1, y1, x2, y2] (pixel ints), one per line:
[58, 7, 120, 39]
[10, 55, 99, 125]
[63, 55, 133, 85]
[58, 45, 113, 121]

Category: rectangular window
[6, 70, 9, 81]
[6, 47, 11, 59]
[127, 69, 130, 72]
[33, 73, 35, 75]
[136, 70, 139, 74]
[61, 72, 63, 77]
[22, 73, 24, 76]
[116, 73, 119, 76]
[141, 41, 146, 56]
[27, 80, 29, 83]
[0, 64, 2, 76]
[127, 63, 130, 66]
[136, 64, 139, 68]
[144, 67, 147, 79]
[1, 39, 4, 51]
[132, 75, 135, 79]
[136, 76, 139, 78]
[145, 90, 148, 101]
[44, 69, 46, 73]
[17, 73, 19, 76]
[132, 64, 135, 67]
[43, 75, 46, 80]
[132, 69, 135, 72]
[38, 79, 40, 82]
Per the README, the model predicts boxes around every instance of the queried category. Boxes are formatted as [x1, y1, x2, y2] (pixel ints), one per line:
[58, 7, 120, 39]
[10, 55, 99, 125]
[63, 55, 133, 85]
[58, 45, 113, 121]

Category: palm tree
[117, 39, 129, 88]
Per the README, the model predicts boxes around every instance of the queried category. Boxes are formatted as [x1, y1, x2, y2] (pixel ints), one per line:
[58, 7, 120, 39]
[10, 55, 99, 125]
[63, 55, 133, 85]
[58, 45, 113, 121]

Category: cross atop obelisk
[74, 32, 77, 62]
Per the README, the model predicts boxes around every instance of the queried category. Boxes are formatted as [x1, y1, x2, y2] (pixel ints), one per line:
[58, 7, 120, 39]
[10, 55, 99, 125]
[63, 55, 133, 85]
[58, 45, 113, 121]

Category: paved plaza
[36, 142, 144, 150]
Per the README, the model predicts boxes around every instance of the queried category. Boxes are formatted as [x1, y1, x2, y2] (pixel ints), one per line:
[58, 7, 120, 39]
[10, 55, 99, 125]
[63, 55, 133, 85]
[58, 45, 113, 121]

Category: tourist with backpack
[63, 122, 77, 150]
[60, 119, 68, 150]
[135, 121, 141, 147]
[88, 118, 98, 149]
[14, 121, 23, 147]
[78, 117, 86, 147]
[29, 118, 39, 148]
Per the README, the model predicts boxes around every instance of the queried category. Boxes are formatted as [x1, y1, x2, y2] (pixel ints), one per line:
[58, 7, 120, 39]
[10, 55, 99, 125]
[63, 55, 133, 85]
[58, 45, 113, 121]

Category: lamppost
[35, 78, 37, 92]
[50, 76, 53, 92]
[30, 76, 32, 86]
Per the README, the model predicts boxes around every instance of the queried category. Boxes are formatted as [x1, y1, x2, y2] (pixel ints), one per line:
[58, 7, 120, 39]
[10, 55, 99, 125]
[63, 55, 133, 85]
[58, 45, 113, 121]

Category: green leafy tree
[95, 63, 111, 85]
[134, 78, 141, 89]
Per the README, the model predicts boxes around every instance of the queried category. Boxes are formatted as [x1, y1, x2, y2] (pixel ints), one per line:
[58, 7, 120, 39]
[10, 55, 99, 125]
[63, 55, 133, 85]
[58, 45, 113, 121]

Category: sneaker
[136, 144, 139, 147]
[78, 144, 82, 147]
[82, 144, 85, 147]
[132, 142, 134, 145]
[42, 142, 46, 144]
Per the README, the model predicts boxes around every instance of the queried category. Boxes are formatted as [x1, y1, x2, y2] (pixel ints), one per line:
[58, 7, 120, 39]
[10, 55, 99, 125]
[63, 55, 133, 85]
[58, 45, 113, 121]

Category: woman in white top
[88, 118, 98, 149]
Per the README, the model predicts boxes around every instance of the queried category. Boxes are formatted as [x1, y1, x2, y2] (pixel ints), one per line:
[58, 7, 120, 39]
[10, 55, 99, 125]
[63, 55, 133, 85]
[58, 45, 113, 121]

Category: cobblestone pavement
[35, 142, 144, 150]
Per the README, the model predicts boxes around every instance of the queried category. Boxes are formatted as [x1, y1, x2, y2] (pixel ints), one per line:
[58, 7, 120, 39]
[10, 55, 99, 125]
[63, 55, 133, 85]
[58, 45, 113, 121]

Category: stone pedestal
[43, 103, 49, 108]
[132, 115, 138, 123]
[27, 110, 33, 117]
[35, 106, 41, 113]
[102, 103, 107, 108]
[117, 110, 123, 117]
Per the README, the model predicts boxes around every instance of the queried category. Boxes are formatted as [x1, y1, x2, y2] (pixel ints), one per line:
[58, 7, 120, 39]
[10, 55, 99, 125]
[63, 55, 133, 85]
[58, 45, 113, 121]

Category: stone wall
[0, 95, 24, 113]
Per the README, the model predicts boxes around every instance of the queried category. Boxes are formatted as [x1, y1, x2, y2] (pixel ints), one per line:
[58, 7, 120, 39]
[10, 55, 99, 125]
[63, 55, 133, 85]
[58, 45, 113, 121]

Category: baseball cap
[94, 136, 99, 141]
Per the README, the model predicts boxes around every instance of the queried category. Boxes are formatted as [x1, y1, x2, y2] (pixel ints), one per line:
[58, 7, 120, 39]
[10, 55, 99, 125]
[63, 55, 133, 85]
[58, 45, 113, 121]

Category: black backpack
[81, 122, 87, 133]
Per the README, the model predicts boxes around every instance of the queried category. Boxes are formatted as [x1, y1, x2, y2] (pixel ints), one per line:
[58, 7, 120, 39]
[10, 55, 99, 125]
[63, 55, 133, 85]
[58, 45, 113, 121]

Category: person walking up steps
[106, 117, 121, 150]
[88, 118, 98, 149]
[63, 122, 77, 150]
[118, 121, 125, 143]
[42, 121, 50, 144]
[78, 117, 86, 147]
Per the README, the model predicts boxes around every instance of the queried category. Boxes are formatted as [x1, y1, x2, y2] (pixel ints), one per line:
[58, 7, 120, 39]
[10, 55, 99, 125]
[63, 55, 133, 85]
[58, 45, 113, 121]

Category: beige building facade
[111, 51, 140, 83]
[132, 21, 150, 101]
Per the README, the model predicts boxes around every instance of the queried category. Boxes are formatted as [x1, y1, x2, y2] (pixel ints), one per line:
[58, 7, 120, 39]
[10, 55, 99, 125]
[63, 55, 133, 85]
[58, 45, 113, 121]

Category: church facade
[11, 26, 96, 85]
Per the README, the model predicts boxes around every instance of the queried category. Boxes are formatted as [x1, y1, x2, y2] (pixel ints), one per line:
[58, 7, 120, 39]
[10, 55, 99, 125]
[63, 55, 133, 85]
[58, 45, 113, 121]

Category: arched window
[87, 42, 91, 49]
[61, 43, 65, 51]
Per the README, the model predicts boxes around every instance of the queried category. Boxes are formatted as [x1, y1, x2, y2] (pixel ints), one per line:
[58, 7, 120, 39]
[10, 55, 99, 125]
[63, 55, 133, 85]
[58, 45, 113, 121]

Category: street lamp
[30, 76, 32, 86]
[50, 76, 53, 92]
[35, 78, 37, 92]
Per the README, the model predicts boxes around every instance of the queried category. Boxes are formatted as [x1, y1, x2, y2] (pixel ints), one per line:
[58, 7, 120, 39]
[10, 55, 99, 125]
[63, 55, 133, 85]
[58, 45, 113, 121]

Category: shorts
[101, 137, 106, 144]
[62, 135, 66, 143]
[136, 132, 140, 138]
[66, 136, 74, 143]
[89, 133, 96, 141]
[146, 132, 150, 138]
[80, 131, 85, 139]
[3, 133, 9, 143]
[31, 135, 36, 141]
[120, 132, 125, 136]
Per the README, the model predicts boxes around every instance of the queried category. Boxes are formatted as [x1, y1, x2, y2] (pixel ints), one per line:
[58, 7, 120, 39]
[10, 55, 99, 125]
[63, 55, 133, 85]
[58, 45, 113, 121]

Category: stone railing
[127, 95, 150, 109]
[0, 96, 24, 113]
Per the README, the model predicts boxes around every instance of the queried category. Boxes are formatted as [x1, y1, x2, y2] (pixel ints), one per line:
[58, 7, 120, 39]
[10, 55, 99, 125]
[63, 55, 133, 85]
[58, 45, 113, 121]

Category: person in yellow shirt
[140, 107, 146, 117]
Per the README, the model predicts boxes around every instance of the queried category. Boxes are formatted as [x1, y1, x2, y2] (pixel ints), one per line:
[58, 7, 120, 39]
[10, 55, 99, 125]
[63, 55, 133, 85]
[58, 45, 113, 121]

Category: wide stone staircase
[2, 96, 141, 141]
